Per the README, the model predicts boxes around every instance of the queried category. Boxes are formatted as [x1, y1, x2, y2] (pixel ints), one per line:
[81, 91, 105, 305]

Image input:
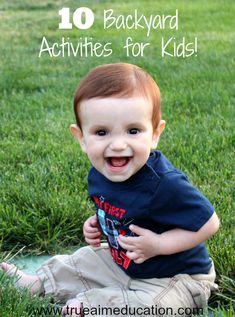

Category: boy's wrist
[155, 231, 175, 256]
[147, 231, 164, 257]
[155, 233, 164, 256]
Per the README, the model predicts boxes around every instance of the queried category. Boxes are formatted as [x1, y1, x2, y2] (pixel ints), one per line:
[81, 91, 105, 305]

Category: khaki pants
[37, 244, 218, 317]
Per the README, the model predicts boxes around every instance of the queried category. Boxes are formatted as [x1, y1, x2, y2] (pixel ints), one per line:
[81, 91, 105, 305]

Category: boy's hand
[83, 214, 102, 247]
[118, 225, 161, 264]
[118, 212, 220, 263]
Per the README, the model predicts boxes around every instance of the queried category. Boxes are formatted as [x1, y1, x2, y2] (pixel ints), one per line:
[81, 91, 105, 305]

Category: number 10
[58, 7, 94, 30]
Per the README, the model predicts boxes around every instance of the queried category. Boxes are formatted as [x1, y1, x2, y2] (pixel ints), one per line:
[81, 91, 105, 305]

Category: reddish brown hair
[73, 63, 161, 129]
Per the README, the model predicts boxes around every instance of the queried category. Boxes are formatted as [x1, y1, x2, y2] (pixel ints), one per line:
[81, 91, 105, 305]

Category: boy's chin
[103, 172, 132, 183]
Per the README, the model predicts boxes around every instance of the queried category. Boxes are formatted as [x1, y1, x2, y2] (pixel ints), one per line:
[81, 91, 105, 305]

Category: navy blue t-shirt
[88, 151, 214, 279]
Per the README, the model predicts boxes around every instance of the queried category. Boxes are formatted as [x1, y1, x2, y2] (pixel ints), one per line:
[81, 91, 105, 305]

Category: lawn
[0, 0, 234, 315]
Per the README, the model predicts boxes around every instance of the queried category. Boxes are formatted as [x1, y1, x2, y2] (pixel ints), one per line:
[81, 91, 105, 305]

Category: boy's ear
[69, 124, 87, 153]
[152, 120, 166, 149]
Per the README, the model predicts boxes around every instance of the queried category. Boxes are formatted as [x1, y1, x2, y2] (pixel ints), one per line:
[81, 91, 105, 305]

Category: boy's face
[71, 96, 165, 182]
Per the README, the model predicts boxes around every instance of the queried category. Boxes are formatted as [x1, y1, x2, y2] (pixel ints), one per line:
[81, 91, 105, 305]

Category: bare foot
[62, 298, 83, 317]
[0, 262, 42, 294]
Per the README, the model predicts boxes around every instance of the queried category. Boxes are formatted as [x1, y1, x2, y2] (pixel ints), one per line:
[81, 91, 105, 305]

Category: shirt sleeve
[149, 171, 214, 232]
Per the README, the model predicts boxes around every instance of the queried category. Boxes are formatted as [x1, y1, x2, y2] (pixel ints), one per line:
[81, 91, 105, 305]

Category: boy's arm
[157, 212, 220, 255]
[118, 212, 219, 264]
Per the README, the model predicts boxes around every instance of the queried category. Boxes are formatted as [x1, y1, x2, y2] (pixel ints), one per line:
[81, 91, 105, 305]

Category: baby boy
[1, 63, 219, 317]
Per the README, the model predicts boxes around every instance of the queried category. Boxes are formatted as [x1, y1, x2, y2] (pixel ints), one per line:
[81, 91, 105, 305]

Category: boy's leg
[0, 262, 42, 294]
[74, 262, 217, 317]
[2, 247, 217, 316]
[127, 262, 217, 317]
[36, 243, 130, 302]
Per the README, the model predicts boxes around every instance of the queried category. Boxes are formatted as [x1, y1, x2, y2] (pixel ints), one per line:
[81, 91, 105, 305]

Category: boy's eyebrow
[88, 124, 109, 131]
[126, 121, 145, 126]
[126, 122, 147, 129]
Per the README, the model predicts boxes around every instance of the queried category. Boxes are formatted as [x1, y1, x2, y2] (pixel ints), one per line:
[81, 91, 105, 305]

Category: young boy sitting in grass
[1, 63, 219, 317]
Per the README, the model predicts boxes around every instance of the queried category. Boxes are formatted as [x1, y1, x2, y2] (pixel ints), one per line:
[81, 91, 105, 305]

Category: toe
[0, 262, 17, 273]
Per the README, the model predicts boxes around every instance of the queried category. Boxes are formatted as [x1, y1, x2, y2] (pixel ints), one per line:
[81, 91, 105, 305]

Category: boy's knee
[154, 276, 208, 316]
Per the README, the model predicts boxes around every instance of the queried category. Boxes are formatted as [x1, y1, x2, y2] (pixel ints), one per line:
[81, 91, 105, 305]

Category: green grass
[0, 0, 234, 315]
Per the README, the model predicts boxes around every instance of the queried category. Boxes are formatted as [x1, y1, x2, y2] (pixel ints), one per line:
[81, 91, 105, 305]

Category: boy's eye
[96, 130, 107, 136]
[128, 128, 140, 135]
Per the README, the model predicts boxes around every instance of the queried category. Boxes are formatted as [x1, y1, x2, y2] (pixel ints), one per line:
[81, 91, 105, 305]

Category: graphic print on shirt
[93, 195, 135, 270]
[98, 208, 119, 249]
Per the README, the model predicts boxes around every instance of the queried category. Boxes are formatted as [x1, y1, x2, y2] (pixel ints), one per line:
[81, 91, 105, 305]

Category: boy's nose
[109, 138, 127, 151]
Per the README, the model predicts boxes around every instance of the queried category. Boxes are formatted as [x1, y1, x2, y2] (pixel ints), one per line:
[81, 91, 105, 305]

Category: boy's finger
[126, 251, 140, 261]
[85, 237, 101, 245]
[133, 257, 145, 264]
[90, 218, 98, 226]
[118, 234, 137, 245]
[129, 224, 147, 236]
[84, 225, 100, 233]
[118, 237, 136, 251]
[85, 231, 102, 239]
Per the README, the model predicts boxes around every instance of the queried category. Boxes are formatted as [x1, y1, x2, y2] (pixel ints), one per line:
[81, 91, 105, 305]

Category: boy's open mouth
[106, 157, 131, 168]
